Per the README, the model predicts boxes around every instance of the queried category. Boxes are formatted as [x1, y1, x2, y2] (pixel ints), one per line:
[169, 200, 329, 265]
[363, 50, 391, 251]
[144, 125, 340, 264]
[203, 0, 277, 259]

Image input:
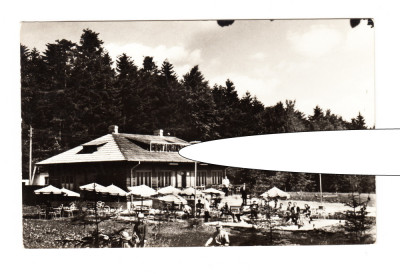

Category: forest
[20, 28, 375, 194]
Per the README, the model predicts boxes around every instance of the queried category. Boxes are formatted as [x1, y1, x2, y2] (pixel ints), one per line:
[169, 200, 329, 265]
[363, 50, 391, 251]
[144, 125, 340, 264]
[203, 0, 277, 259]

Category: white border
[2, 1, 400, 274]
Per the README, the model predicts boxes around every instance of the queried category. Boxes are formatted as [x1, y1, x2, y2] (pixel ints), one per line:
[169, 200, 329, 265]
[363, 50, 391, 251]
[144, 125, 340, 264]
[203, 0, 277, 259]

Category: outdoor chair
[103, 205, 111, 215]
[48, 207, 56, 219]
[175, 211, 185, 220]
[219, 210, 230, 222]
[86, 203, 95, 215]
[63, 206, 72, 217]
[64, 202, 78, 217]
[109, 206, 123, 218]
[37, 206, 46, 219]
[53, 205, 62, 219]
[96, 201, 105, 216]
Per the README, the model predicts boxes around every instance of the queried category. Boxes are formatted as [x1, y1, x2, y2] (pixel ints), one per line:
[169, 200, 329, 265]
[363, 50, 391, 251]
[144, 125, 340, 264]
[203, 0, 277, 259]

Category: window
[197, 171, 207, 186]
[77, 143, 106, 154]
[211, 171, 223, 185]
[135, 171, 152, 186]
[158, 171, 172, 187]
[61, 175, 74, 190]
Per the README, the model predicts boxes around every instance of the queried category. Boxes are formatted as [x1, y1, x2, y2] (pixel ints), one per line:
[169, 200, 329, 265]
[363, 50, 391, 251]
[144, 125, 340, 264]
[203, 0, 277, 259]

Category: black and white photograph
[19, 19, 377, 249]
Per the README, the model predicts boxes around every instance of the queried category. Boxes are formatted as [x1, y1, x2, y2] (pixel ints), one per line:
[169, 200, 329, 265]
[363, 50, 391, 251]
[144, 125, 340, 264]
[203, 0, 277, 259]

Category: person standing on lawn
[273, 197, 278, 208]
[290, 202, 300, 225]
[205, 222, 230, 247]
[222, 176, 230, 196]
[204, 198, 211, 222]
[240, 184, 247, 205]
[133, 213, 147, 247]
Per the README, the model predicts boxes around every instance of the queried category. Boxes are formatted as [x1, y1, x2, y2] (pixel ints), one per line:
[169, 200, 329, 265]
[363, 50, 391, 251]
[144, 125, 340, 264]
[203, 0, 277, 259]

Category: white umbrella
[79, 182, 106, 192]
[128, 185, 157, 211]
[34, 185, 63, 195]
[128, 184, 157, 197]
[61, 188, 80, 197]
[261, 186, 290, 199]
[100, 184, 127, 196]
[157, 185, 181, 195]
[203, 188, 225, 196]
[158, 194, 188, 205]
[180, 187, 203, 196]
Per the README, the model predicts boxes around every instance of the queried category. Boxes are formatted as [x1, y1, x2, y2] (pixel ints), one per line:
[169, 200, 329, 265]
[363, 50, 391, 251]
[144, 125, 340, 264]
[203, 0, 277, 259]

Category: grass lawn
[23, 216, 375, 248]
[23, 191, 376, 249]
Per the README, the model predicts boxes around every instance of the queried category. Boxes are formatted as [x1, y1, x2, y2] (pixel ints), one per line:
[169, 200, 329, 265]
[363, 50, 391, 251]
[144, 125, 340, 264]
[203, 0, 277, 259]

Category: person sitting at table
[183, 204, 192, 215]
[250, 200, 259, 219]
[219, 202, 234, 221]
[304, 204, 312, 223]
[220, 202, 229, 216]
[233, 206, 243, 222]
[286, 201, 292, 212]
[283, 211, 292, 224]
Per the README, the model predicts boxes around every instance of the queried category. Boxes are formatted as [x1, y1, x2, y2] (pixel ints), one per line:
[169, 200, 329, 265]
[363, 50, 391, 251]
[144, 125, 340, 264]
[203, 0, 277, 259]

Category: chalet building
[36, 126, 224, 191]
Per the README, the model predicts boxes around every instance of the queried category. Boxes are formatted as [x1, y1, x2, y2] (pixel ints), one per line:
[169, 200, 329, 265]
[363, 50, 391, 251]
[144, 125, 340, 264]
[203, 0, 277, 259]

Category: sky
[20, 19, 375, 126]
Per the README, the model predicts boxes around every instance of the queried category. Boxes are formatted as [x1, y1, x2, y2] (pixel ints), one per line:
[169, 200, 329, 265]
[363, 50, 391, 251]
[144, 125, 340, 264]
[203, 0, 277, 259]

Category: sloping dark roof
[37, 133, 193, 165]
[113, 133, 191, 162]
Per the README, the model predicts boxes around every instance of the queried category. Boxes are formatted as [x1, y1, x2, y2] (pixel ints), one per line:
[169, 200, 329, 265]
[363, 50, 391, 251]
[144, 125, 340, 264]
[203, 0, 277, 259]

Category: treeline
[20, 29, 374, 193]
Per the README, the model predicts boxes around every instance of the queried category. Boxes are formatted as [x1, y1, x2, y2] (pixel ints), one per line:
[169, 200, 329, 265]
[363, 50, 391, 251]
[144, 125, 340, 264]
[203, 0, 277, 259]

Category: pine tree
[350, 112, 367, 129]
[43, 39, 76, 89]
[181, 65, 218, 141]
[344, 193, 373, 241]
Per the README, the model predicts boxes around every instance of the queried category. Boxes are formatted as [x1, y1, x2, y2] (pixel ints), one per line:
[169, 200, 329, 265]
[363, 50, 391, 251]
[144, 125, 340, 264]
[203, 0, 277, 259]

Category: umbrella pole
[319, 174, 323, 204]
[194, 161, 197, 219]
[94, 184, 99, 248]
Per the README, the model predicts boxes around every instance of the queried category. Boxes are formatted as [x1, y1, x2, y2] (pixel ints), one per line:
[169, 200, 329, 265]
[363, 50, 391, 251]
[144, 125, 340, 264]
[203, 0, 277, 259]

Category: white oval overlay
[179, 129, 400, 176]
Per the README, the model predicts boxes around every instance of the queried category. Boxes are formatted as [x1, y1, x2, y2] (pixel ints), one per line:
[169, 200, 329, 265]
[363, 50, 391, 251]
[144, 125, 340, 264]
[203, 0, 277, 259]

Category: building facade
[36, 127, 224, 191]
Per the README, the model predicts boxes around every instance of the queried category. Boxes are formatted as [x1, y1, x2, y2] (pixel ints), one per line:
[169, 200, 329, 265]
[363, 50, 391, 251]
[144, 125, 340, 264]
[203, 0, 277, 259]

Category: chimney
[153, 129, 163, 136]
[108, 125, 119, 134]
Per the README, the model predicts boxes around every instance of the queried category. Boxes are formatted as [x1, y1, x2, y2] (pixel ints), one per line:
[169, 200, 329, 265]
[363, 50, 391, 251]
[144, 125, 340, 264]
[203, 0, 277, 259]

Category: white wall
[32, 172, 48, 186]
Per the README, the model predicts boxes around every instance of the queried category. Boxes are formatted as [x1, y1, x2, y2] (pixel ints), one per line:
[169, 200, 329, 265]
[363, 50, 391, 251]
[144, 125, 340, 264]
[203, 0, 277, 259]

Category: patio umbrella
[203, 188, 225, 196]
[34, 185, 63, 195]
[127, 184, 157, 211]
[34, 185, 63, 206]
[79, 182, 107, 202]
[157, 194, 188, 205]
[100, 184, 127, 196]
[61, 188, 80, 197]
[79, 182, 106, 192]
[128, 184, 157, 197]
[261, 186, 290, 199]
[180, 187, 203, 197]
[157, 185, 181, 196]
